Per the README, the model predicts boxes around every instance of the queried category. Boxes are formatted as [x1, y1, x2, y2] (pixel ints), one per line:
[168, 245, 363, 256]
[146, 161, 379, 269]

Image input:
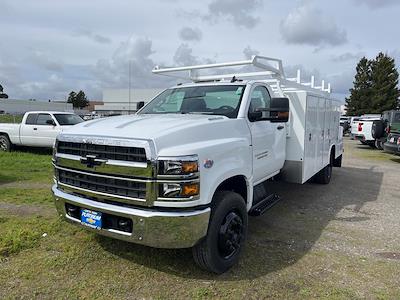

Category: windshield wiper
[181, 111, 219, 115]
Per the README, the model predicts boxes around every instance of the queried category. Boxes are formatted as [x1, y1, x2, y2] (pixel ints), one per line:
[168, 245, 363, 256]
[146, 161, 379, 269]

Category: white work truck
[350, 115, 381, 148]
[0, 111, 83, 151]
[52, 56, 343, 273]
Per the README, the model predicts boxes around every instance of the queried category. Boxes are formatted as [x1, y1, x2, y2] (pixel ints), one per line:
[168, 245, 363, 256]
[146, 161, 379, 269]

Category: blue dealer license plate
[81, 209, 102, 229]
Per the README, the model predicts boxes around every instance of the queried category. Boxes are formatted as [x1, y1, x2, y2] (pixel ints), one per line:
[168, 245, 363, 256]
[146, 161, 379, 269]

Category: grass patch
[0, 114, 23, 123]
[357, 150, 397, 161]
[0, 188, 53, 206]
[0, 151, 52, 183]
[0, 215, 60, 257]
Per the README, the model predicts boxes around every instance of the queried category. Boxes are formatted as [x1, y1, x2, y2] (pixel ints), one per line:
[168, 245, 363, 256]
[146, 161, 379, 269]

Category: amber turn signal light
[181, 183, 200, 197]
[181, 161, 199, 173]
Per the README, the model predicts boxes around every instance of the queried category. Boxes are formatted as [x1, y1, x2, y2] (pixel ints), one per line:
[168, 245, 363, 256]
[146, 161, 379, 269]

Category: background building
[95, 89, 163, 114]
[0, 99, 73, 114]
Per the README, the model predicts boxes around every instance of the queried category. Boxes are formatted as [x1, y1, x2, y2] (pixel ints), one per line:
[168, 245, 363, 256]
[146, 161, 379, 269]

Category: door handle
[277, 125, 284, 130]
[33, 128, 38, 131]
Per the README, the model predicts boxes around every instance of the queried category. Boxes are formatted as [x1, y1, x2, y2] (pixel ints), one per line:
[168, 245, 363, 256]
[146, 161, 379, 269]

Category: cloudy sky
[1, 0, 399, 102]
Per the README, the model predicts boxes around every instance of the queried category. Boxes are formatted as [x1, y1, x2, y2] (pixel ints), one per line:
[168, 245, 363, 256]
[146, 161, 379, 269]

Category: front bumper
[52, 185, 210, 249]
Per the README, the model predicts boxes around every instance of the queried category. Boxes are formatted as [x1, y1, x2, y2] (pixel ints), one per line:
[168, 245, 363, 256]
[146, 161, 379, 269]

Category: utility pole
[128, 60, 132, 114]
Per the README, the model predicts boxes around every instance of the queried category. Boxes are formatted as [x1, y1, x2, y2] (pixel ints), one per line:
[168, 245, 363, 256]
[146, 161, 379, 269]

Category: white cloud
[243, 46, 259, 59]
[72, 28, 112, 44]
[331, 52, 365, 63]
[204, 0, 262, 29]
[352, 0, 400, 9]
[280, 2, 347, 46]
[173, 43, 200, 66]
[179, 27, 202, 42]
[29, 51, 64, 72]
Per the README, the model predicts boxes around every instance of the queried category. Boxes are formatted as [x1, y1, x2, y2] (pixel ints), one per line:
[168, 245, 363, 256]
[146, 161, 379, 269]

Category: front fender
[157, 138, 253, 208]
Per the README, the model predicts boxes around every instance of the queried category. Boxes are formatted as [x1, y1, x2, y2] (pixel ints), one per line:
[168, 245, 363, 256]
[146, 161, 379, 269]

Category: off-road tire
[192, 191, 248, 274]
[0, 134, 11, 152]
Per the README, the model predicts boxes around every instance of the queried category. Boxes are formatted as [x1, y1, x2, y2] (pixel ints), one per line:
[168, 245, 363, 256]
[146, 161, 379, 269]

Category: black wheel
[0, 134, 11, 152]
[333, 154, 342, 167]
[315, 151, 334, 184]
[192, 191, 248, 274]
[375, 140, 384, 150]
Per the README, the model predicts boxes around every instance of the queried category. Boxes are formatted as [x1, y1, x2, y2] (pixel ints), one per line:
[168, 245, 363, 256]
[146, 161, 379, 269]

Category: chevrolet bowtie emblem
[80, 155, 107, 168]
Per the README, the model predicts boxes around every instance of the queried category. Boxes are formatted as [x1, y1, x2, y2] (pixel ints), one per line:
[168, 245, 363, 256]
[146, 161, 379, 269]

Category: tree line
[0, 84, 9, 99]
[346, 52, 400, 116]
[67, 90, 89, 108]
[0, 84, 91, 107]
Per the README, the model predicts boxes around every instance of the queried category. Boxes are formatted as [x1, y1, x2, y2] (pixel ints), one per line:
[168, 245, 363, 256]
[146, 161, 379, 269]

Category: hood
[63, 114, 227, 139]
[61, 114, 250, 154]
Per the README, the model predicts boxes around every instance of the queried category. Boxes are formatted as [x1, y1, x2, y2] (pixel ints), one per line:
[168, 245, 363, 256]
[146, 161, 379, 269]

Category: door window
[36, 114, 54, 126]
[25, 113, 38, 125]
[248, 85, 272, 120]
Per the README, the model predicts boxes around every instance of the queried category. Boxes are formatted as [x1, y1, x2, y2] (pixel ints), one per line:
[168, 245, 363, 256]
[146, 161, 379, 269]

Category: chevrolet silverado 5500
[52, 56, 343, 273]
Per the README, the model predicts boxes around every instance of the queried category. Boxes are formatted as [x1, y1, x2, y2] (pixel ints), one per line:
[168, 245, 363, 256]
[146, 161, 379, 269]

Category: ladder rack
[152, 55, 331, 93]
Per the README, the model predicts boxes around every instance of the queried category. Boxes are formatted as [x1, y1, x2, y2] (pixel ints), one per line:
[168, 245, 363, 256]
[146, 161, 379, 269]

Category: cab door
[33, 113, 59, 147]
[247, 84, 286, 183]
[20, 113, 38, 146]
[21, 113, 59, 147]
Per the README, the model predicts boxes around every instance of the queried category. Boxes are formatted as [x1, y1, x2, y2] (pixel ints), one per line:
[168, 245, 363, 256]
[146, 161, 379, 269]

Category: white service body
[278, 88, 343, 184]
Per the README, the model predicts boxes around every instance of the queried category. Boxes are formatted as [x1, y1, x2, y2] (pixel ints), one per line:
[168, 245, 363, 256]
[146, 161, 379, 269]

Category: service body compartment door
[316, 97, 326, 170]
[323, 99, 333, 166]
[303, 95, 319, 181]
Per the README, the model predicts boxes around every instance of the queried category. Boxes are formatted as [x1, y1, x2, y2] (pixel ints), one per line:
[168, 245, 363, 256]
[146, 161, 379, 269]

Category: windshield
[138, 85, 246, 118]
[54, 114, 84, 126]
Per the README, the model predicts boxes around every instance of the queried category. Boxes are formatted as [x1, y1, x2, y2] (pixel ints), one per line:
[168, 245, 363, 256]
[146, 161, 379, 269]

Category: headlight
[161, 182, 200, 198]
[158, 155, 199, 176]
[157, 155, 200, 200]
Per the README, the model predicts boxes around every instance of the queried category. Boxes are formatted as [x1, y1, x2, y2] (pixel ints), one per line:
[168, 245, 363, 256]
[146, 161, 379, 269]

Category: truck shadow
[390, 158, 400, 163]
[11, 146, 52, 155]
[97, 166, 383, 280]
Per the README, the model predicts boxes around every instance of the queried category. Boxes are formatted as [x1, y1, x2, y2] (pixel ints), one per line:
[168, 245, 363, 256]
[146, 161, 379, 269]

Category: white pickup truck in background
[0, 111, 84, 151]
[351, 115, 381, 147]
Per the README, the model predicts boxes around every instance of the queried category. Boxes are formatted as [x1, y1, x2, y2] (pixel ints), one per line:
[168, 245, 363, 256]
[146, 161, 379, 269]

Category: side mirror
[137, 101, 145, 110]
[269, 97, 289, 123]
[248, 110, 262, 122]
[46, 119, 56, 126]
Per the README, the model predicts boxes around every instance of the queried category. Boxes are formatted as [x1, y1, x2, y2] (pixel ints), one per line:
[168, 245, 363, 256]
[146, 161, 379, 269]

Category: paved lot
[0, 138, 399, 299]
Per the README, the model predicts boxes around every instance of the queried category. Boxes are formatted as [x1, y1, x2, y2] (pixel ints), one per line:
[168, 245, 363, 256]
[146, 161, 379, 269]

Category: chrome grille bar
[57, 141, 147, 162]
[56, 168, 147, 199]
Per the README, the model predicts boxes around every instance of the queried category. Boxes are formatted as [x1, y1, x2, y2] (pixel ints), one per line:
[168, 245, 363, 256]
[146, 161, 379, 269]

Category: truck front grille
[56, 169, 147, 200]
[57, 141, 147, 163]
